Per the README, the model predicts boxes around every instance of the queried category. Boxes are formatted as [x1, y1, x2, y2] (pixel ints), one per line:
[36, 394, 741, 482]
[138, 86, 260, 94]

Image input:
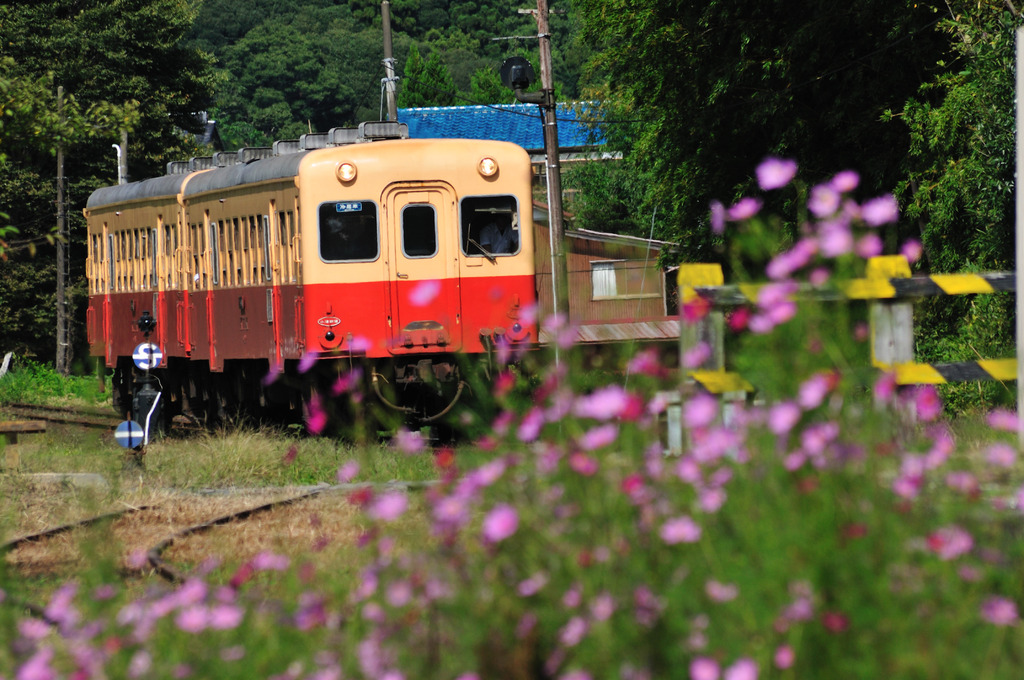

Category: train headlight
[336, 161, 357, 183]
[478, 157, 498, 177]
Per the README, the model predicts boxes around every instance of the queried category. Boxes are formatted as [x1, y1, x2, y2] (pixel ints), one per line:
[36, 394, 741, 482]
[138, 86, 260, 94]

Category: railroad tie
[0, 420, 47, 471]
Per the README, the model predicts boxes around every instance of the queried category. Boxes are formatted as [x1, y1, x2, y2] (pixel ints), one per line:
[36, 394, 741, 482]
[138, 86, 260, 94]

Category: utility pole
[519, 0, 570, 325]
[55, 86, 70, 376]
[381, 0, 399, 121]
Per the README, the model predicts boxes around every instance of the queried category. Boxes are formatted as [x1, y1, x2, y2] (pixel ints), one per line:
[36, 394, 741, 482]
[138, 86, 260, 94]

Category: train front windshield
[461, 195, 520, 257]
[319, 201, 379, 262]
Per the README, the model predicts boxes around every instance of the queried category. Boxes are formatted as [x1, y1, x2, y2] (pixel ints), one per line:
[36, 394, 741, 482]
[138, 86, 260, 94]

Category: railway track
[3, 481, 435, 590]
[1, 402, 122, 429]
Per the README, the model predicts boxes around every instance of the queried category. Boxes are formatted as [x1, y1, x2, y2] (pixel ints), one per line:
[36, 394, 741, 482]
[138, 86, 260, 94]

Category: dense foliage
[569, 0, 951, 257]
[0, 0, 216, 365]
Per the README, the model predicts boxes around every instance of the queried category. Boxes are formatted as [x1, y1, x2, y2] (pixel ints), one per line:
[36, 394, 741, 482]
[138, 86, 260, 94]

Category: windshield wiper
[467, 238, 497, 264]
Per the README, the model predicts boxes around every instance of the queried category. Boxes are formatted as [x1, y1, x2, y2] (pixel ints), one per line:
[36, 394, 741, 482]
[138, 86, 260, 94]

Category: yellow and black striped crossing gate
[679, 256, 1017, 392]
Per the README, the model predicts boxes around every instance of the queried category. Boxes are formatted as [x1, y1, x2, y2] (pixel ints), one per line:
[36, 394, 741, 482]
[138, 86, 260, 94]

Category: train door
[383, 182, 462, 354]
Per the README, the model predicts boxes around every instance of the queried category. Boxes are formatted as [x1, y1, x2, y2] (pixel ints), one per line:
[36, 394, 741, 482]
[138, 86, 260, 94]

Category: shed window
[591, 260, 661, 300]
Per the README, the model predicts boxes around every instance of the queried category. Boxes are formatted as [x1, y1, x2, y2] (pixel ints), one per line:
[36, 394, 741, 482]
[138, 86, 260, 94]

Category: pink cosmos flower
[560, 672, 593, 680]
[19, 648, 57, 680]
[175, 605, 209, 633]
[698, 487, 727, 513]
[980, 596, 1019, 626]
[767, 401, 801, 435]
[873, 371, 897, 403]
[368, 491, 409, 522]
[986, 442, 1016, 468]
[988, 409, 1020, 432]
[262, 362, 283, 386]
[809, 184, 841, 217]
[829, 170, 860, 193]
[710, 200, 726, 234]
[518, 572, 549, 597]
[482, 504, 519, 543]
[683, 393, 718, 429]
[683, 341, 712, 369]
[913, 385, 942, 421]
[690, 657, 720, 680]
[337, 460, 360, 483]
[580, 423, 619, 450]
[569, 451, 599, 476]
[590, 592, 615, 621]
[705, 580, 739, 602]
[305, 393, 327, 434]
[251, 551, 290, 571]
[861, 195, 899, 226]
[408, 279, 441, 306]
[517, 407, 546, 442]
[392, 427, 426, 455]
[298, 351, 319, 374]
[756, 157, 798, 190]
[892, 473, 923, 499]
[574, 385, 632, 420]
[559, 616, 589, 647]
[660, 515, 702, 544]
[946, 471, 979, 494]
[798, 372, 832, 409]
[855, 233, 883, 258]
[208, 604, 244, 630]
[901, 239, 923, 263]
[724, 658, 758, 680]
[927, 525, 973, 560]
[728, 197, 763, 221]
[386, 580, 413, 607]
[818, 221, 854, 257]
[774, 645, 795, 670]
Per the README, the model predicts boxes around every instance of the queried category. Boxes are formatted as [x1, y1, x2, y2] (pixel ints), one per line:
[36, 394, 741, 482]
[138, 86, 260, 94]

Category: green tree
[216, 13, 394, 143]
[895, 1, 1018, 273]
[571, 0, 950, 261]
[890, 1, 1020, 410]
[399, 44, 457, 107]
[470, 66, 508, 105]
[0, 0, 214, 364]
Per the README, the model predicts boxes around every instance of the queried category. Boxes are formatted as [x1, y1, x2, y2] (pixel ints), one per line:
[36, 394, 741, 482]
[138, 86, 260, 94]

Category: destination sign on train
[335, 202, 363, 213]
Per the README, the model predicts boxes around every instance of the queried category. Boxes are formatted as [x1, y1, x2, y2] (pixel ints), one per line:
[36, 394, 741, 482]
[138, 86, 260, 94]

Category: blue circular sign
[133, 342, 163, 370]
[115, 420, 145, 449]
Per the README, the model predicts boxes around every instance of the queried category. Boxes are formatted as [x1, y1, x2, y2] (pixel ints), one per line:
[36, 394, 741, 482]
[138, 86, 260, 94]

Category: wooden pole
[534, 0, 570, 327]
[1016, 27, 1024, 446]
[381, 1, 399, 122]
[55, 86, 70, 376]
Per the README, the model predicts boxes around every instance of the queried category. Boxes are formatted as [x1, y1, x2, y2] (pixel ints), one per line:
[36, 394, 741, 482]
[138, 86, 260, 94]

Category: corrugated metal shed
[538, 319, 680, 345]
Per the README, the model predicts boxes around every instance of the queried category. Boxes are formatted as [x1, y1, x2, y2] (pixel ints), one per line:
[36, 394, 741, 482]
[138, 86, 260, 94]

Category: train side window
[461, 195, 519, 257]
[233, 217, 244, 285]
[247, 216, 258, 284]
[151, 227, 159, 289]
[210, 222, 220, 286]
[261, 215, 272, 282]
[107, 234, 115, 292]
[401, 205, 437, 258]
[318, 201, 378, 262]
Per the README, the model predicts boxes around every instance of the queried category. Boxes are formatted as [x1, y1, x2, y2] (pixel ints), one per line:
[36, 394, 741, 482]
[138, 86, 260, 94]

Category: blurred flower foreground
[4, 159, 1024, 680]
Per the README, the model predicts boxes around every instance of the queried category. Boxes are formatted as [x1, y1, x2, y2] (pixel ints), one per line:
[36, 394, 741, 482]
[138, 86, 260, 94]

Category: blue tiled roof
[397, 103, 604, 149]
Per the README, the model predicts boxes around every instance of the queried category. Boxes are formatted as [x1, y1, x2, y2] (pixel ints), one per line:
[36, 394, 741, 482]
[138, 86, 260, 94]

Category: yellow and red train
[84, 122, 536, 428]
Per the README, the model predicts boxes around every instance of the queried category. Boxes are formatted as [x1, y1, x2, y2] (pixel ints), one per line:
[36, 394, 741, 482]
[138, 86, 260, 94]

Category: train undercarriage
[111, 352, 489, 440]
